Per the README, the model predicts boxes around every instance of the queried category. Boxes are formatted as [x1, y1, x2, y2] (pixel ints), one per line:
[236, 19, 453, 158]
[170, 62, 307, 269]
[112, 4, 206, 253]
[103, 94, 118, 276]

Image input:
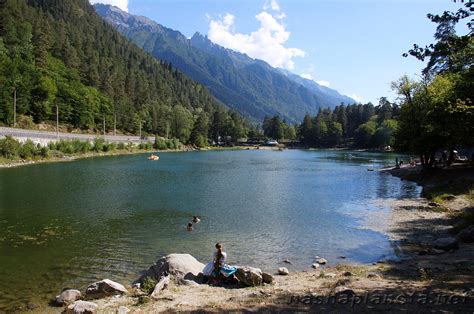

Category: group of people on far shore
[187, 216, 200, 231]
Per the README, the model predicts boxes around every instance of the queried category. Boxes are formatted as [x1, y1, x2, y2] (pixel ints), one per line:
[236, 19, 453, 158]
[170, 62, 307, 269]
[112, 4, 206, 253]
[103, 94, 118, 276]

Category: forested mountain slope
[0, 0, 246, 144]
[95, 4, 355, 123]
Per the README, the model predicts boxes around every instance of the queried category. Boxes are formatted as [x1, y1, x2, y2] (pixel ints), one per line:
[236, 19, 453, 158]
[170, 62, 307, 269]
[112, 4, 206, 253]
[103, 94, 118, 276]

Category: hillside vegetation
[0, 0, 247, 146]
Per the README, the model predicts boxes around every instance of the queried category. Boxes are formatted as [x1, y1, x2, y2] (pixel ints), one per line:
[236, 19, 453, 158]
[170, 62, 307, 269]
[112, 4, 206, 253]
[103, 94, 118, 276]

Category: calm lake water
[0, 149, 420, 311]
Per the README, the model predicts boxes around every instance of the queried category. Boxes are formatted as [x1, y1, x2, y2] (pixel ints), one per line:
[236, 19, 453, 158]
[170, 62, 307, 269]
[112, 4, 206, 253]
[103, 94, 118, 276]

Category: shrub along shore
[0, 135, 183, 168]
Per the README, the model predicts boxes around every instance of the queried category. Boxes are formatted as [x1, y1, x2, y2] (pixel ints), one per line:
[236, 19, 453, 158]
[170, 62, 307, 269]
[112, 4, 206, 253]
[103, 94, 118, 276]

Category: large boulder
[55, 289, 82, 306]
[236, 266, 263, 286]
[138, 254, 204, 284]
[66, 300, 97, 314]
[85, 279, 127, 299]
[433, 237, 459, 250]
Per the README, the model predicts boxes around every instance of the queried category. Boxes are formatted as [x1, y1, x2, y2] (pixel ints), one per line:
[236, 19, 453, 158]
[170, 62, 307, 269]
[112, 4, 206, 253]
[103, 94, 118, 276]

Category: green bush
[56, 140, 74, 154]
[71, 139, 91, 154]
[117, 142, 126, 150]
[170, 138, 181, 150]
[17, 115, 35, 129]
[103, 142, 116, 152]
[39, 146, 49, 158]
[0, 136, 21, 158]
[154, 136, 168, 150]
[19, 139, 38, 159]
[139, 142, 152, 150]
[93, 138, 105, 152]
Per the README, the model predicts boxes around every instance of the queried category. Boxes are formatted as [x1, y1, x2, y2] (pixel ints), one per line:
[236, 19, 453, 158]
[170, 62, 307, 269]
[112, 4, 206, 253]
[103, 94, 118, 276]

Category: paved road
[0, 127, 150, 144]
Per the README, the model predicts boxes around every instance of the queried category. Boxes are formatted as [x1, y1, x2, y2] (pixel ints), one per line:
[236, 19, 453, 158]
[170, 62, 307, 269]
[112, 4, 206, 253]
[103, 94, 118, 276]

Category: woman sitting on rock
[202, 242, 237, 283]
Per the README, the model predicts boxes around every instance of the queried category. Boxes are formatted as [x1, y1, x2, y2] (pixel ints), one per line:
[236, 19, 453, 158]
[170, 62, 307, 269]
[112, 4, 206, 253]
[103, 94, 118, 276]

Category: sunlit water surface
[0, 149, 419, 311]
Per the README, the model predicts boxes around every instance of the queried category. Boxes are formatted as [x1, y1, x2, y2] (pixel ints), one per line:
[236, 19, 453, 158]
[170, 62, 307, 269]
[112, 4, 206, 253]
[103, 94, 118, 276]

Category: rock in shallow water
[236, 266, 263, 286]
[278, 267, 289, 275]
[55, 289, 81, 306]
[315, 258, 327, 265]
[66, 300, 97, 314]
[85, 279, 127, 299]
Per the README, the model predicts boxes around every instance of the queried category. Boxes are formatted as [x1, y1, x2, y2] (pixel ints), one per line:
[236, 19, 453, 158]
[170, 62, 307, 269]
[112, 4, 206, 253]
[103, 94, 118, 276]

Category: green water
[0, 149, 419, 311]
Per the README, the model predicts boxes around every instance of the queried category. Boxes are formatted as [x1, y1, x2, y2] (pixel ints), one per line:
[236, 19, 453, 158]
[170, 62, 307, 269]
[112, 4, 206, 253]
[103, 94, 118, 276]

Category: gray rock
[236, 266, 263, 286]
[325, 272, 337, 278]
[278, 267, 289, 275]
[367, 272, 381, 279]
[66, 301, 97, 314]
[151, 275, 170, 298]
[137, 254, 204, 284]
[55, 289, 81, 306]
[262, 272, 274, 284]
[117, 306, 130, 314]
[85, 279, 128, 299]
[312, 263, 320, 269]
[456, 225, 474, 243]
[433, 237, 459, 250]
[283, 259, 292, 264]
[180, 279, 200, 286]
[315, 258, 327, 265]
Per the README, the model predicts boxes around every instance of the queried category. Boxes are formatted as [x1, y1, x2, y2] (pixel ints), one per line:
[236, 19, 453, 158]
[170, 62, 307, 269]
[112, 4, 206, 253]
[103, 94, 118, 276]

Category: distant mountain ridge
[95, 4, 355, 123]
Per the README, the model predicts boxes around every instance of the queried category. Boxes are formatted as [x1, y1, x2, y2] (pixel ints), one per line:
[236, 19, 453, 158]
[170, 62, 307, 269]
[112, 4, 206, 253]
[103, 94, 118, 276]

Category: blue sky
[91, 0, 468, 104]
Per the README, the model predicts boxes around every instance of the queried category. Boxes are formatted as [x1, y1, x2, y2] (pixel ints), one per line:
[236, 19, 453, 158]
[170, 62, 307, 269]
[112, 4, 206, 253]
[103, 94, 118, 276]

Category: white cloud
[90, 0, 128, 12]
[300, 74, 330, 87]
[316, 80, 330, 87]
[264, 0, 280, 12]
[350, 94, 363, 103]
[207, 3, 305, 70]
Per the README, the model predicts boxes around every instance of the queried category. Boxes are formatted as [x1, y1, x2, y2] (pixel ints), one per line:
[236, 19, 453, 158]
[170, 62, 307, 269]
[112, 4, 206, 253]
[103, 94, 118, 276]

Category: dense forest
[0, 0, 248, 147]
[261, 100, 398, 149]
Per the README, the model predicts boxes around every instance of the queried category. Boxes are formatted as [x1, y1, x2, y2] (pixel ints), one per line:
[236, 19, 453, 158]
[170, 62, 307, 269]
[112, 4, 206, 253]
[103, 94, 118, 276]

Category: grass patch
[141, 277, 158, 294]
[334, 264, 368, 277]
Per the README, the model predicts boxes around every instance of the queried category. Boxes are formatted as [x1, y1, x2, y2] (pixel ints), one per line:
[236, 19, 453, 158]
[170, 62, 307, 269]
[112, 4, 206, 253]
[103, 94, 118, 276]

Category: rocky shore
[36, 165, 474, 313]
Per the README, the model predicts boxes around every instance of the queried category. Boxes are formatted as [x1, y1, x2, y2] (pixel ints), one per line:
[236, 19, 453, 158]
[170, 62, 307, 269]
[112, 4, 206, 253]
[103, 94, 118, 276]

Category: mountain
[277, 69, 355, 107]
[94, 4, 355, 123]
[0, 0, 246, 144]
